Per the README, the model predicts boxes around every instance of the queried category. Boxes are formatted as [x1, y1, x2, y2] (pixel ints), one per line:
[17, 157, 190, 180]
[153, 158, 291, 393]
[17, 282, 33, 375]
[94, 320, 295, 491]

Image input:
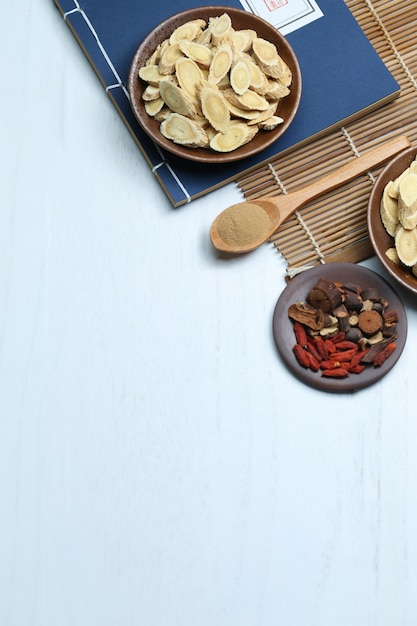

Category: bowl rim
[368, 144, 417, 295]
[127, 5, 302, 164]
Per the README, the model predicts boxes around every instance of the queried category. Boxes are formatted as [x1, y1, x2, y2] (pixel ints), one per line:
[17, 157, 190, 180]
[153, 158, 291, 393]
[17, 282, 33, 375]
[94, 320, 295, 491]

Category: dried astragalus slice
[175, 57, 204, 98]
[209, 13, 233, 45]
[395, 224, 417, 266]
[252, 37, 280, 72]
[230, 28, 256, 52]
[210, 121, 258, 152]
[258, 115, 284, 130]
[179, 40, 212, 67]
[159, 80, 198, 117]
[225, 100, 262, 120]
[158, 43, 184, 75]
[247, 102, 278, 125]
[208, 43, 233, 84]
[160, 113, 209, 147]
[223, 87, 270, 111]
[380, 180, 399, 236]
[263, 78, 290, 100]
[142, 84, 162, 101]
[385, 247, 401, 265]
[144, 97, 165, 117]
[200, 83, 230, 133]
[139, 64, 168, 86]
[398, 172, 417, 229]
[230, 59, 251, 95]
[169, 19, 206, 45]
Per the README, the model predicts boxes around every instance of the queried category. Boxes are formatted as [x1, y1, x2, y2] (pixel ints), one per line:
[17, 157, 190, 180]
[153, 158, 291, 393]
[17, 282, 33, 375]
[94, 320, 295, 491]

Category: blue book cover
[53, 0, 400, 206]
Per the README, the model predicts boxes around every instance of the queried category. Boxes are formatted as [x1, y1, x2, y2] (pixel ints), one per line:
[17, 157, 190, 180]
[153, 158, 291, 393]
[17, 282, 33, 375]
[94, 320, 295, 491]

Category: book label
[239, 0, 323, 35]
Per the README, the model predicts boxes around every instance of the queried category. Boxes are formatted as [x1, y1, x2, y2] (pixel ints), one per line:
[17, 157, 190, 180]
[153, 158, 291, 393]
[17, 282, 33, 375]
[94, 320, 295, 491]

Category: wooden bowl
[367, 145, 417, 295]
[127, 6, 301, 164]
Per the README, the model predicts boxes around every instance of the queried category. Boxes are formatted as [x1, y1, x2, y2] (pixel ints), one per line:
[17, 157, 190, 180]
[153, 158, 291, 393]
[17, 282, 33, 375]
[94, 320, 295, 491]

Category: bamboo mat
[236, 0, 417, 278]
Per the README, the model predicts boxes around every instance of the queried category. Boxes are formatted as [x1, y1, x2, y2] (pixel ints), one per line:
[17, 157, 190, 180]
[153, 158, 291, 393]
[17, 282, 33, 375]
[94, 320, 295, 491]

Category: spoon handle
[274, 135, 411, 226]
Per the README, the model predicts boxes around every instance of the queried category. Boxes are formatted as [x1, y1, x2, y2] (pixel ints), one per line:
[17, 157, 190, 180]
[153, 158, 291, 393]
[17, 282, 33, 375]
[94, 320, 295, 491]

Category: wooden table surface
[1, 2, 417, 625]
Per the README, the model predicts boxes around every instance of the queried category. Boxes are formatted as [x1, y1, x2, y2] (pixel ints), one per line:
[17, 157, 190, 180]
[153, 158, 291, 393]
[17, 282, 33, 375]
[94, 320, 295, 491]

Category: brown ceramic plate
[127, 6, 301, 163]
[368, 145, 417, 295]
[272, 263, 407, 393]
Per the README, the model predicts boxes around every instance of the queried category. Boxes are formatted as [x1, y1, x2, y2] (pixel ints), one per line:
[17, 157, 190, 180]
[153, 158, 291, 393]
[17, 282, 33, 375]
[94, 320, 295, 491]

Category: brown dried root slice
[159, 80, 198, 117]
[307, 278, 343, 313]
[398, 172, 417, 229]
[200, 83, 230, 133]
[160, 113, 209, 147]
[288, 301, 324, 331]
[223, 88, 270, 111]
[179, 40, 212, 67]
[168, 19, 206, 45]
[144, 97, 164, 117]
[209, 13, 233, 45]
[230, 59, 251, 95]
[208, 43, 233, 84]
[358, 309, 383, 337]
[175, 57, 204, 98]
[230, 28, 256, 52]
[380, 180, 399, 236]
[158, 43, 184, 75]
[209, 121, 258, 152]
[395, 224, 417, 266]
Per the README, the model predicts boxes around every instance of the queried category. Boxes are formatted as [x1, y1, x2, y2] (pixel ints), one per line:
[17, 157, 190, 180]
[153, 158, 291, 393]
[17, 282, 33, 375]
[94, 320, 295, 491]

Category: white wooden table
[1, 3, 417, 625]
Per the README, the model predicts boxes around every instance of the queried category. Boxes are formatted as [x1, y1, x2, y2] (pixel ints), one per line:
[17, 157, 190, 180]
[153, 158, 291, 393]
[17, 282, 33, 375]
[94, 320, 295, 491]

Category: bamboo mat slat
[236, 0, 417, 278]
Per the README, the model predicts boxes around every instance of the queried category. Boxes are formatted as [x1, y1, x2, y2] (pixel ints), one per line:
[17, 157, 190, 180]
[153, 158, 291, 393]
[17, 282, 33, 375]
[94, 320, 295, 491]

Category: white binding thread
[341, 126, 375, 183]
[62, 0, 191, 203]
[64, 1, 129, 98]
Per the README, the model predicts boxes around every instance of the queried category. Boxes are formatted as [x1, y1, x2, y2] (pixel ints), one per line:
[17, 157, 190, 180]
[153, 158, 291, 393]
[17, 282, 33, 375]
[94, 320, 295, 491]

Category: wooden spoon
[210, 135, 411, 254]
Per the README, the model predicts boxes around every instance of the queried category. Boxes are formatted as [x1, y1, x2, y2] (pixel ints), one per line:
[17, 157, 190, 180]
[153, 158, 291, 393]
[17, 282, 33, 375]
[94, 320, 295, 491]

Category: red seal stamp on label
[263, 0, 288, 11]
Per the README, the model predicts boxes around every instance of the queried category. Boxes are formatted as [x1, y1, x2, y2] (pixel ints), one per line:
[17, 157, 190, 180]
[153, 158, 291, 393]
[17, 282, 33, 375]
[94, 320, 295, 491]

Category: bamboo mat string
[236, 0, 417, 279]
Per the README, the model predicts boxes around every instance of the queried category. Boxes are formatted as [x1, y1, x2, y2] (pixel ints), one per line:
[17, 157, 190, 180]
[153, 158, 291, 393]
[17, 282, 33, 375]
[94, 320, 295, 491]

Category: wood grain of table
[1, 2, 417, 625]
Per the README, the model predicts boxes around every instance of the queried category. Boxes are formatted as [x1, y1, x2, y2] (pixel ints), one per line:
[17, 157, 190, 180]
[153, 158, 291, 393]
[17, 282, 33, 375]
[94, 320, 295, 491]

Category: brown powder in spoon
[216, 203, 272, 247]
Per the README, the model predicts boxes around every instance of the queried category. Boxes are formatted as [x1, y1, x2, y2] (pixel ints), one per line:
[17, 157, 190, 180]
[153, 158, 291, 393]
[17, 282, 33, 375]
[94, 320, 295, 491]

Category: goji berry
[319, 359, 341, 370]
[329, 348, 358, 362]
[349, 348, 369, 368]
[306, 352, 320, 371]
[293, 344, 310, 368]
[314, 336, 329, 359]
[334, 340, 358, 351]
[348, 364, 366, 374]
[321, 367, 349, 378]
[306, 338, 322, 362]
[293, 321, 308, 347]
